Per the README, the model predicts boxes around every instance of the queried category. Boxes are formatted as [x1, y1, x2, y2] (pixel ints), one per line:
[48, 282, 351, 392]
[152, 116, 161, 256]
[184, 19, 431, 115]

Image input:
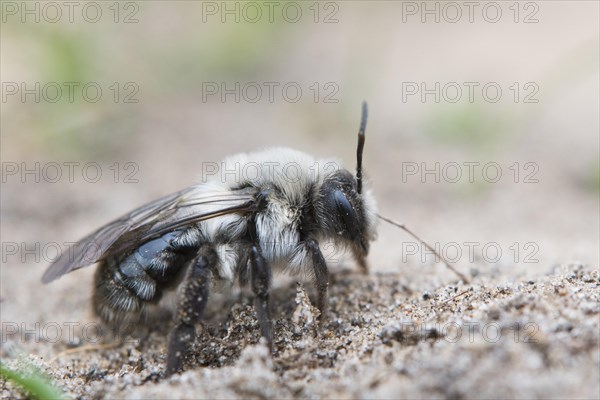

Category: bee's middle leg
[249, 245, 273, 351]
[165, 246, 215, 376]
[306, 239, 329, 324]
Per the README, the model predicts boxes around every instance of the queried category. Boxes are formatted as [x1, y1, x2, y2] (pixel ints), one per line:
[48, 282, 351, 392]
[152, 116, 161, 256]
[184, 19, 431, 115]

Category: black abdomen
[93, 228, 201, 325]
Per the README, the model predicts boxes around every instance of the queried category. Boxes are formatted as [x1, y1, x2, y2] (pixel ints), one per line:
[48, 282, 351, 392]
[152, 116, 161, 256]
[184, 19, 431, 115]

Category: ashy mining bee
[43, 103, 465, 375]
[43, 103, 378, 375]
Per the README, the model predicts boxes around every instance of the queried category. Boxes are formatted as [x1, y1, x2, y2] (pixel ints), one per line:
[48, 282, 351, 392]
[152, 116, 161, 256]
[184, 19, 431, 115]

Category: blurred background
[1, 1, 598, 330]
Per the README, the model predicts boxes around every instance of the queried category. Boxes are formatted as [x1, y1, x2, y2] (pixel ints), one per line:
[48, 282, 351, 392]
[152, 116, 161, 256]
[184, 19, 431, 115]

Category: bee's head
[318, 170, 377, 255]
[316, 102, 377, 265]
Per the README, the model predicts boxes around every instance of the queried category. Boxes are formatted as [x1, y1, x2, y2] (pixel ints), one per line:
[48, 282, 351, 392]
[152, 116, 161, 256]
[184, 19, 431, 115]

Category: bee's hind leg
[165, 246, 215, 376]
[249, 245, 273, 352]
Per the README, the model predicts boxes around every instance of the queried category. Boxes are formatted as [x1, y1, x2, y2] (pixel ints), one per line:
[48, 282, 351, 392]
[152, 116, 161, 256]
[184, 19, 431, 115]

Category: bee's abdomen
[94, 228, 201, 325]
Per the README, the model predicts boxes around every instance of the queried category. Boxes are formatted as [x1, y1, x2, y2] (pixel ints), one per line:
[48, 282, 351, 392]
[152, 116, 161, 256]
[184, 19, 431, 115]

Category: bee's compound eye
[332, 190, 359, 238]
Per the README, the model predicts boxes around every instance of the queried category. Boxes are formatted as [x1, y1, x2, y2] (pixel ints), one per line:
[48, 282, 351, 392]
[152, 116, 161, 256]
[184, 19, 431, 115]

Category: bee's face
[318, 170, 378, 257]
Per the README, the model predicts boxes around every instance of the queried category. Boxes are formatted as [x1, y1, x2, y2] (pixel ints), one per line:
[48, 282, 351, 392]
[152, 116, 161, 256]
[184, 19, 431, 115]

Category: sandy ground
[1, 260, 599, 399]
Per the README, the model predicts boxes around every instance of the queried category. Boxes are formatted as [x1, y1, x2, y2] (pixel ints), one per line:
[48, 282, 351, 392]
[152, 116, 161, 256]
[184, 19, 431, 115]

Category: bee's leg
[249, 245, 273, 351]
[165, 247, 215, 376]
[306, 239, 329, 324]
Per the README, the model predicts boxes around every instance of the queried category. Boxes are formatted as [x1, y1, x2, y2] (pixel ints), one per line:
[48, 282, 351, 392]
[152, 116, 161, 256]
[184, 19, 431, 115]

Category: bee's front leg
[165, 246, 215, 376]
[249, 245, 273, 351]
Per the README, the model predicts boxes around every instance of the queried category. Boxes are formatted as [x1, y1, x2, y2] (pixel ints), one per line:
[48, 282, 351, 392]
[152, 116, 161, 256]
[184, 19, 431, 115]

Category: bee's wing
[41, 185, 264, 283]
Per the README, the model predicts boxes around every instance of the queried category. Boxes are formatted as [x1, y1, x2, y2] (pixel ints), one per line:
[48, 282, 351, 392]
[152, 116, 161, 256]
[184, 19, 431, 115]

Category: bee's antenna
[356, 101, 368, 194]
[378, 214, 470, 284]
